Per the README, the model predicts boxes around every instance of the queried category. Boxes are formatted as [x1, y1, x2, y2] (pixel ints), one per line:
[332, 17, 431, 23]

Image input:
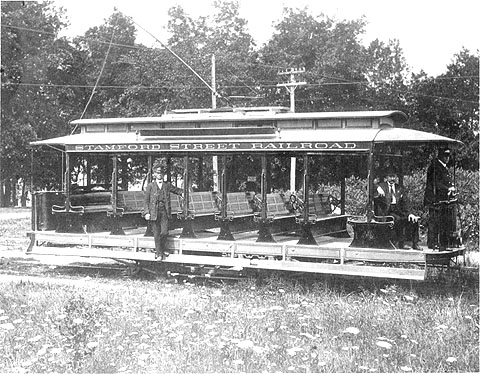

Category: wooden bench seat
[253, 192, 295, 222]
[52, 192, 113, 214]
[188, 191, 218, 217]
[170, 193, 183, 214]
[82, 204, 113, 213]
[266, 193, 295, 220]
[53, 191, 148, 216]
[117, 190, 144, 214]
[224, 192, 254, 219]
[291, 193, 350, 239]
[311, 193, 332, 215]
[71, 191, 111, 205]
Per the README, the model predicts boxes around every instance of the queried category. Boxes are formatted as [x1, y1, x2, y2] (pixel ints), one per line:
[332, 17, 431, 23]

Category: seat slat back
[313, 193, 331, 215]
[70, 192, 111, 206]
[226, 192, 253, 216]
[170, 193, 182, 214]
[117, 191, 144, 213]
[266, 193, 291, 216]
[189, 191, 217, 215]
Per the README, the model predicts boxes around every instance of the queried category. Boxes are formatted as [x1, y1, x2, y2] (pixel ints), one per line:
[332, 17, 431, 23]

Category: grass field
[0, 208, 478, 373]
[0, 271, 478, 373]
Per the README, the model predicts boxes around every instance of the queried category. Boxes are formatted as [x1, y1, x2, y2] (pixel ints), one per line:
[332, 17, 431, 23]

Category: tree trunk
[21, 180, 27, 207]
[0, 181, 4, 207]
[4, 178, 13, 207]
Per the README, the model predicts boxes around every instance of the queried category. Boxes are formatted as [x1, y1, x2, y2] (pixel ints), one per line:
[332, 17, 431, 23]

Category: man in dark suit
[424, 148, 456, 250]
[143, 165, 183, 260]
[374, 168, 420, 250]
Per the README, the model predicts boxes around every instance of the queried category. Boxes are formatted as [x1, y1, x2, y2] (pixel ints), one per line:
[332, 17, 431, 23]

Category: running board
[26, 245, 426, 281]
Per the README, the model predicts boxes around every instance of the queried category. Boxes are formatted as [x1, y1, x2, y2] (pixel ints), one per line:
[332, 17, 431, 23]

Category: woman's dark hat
[384, 166, 397, 176]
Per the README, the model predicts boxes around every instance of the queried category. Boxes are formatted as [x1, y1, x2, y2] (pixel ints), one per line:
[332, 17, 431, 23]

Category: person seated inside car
[374, 168, 420, 250]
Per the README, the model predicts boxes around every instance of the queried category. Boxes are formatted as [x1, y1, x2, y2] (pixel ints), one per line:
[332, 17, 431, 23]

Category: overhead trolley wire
[1, 24, 147, 51]
[70, 29, 115, 133]
[2, 24, 477, 106]
[2, 80, 478, 105]
[123, 16, 231, 106]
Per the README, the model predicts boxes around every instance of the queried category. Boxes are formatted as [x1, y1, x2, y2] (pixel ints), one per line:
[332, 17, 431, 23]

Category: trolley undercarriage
[26, 226, 464, 281]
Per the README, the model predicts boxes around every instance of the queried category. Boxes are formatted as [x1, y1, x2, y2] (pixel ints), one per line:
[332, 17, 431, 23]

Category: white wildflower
[286, 347, 303, 356]
[300, 332, 315, 339]
[86, 342, 99, 349]
[0, 323, 15, 330]
[37, 346, 47, 356]
[270, 305, 284, 311]
[252, 345, 265, 355]
[50, 348, 62, 355]
[28, 335, 42, 343]
[344, 327, 360, 335]
[375, 341, 392, 349]
[237, 340, 254, 350]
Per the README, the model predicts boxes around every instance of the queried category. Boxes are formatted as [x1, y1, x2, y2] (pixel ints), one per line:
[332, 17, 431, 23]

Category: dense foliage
[1, 0, 478, 207]
[344, 169, 479, 247]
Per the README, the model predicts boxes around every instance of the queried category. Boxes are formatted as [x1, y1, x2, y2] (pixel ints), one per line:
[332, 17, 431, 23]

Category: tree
[114, 0, 258, 113]
[1, 1, 68, 205]
[77, 11, 137, 118]
[363, 38, 410, 111]
[257, 8, 373, 111]
[408, 48, 479, 170]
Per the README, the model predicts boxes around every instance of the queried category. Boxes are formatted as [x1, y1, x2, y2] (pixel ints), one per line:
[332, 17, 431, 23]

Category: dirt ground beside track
[0, 248, 130, 282]
[0, 207, 31, 220]
[0, 207, 126, 280]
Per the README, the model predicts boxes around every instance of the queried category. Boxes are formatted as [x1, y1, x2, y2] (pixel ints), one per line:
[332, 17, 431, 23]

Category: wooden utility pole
[211, 54, 219, 191]
[278, 67, 306, 192]
[211, 54, 217, 109]
[277, 67, 306, 113]
[0, 77, 3, 206]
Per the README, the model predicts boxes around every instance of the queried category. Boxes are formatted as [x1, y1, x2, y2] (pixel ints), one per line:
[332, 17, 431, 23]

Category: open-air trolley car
[26, 107, 464, 280]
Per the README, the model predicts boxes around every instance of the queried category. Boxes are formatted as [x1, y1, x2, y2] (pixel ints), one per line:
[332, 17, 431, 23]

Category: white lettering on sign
[71, 142, 359, 152]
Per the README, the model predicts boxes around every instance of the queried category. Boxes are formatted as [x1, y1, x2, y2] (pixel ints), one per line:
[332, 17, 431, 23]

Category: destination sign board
[67, 141, 371, 152]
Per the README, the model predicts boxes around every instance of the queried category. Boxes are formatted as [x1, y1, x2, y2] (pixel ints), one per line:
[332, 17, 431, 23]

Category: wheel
[125, 261, 142, 276]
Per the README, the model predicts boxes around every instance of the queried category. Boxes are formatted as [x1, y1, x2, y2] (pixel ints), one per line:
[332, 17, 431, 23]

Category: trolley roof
[31, 126, 462, 153]
[70, 109, 408, 126]
[31, 109, 462, 152]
